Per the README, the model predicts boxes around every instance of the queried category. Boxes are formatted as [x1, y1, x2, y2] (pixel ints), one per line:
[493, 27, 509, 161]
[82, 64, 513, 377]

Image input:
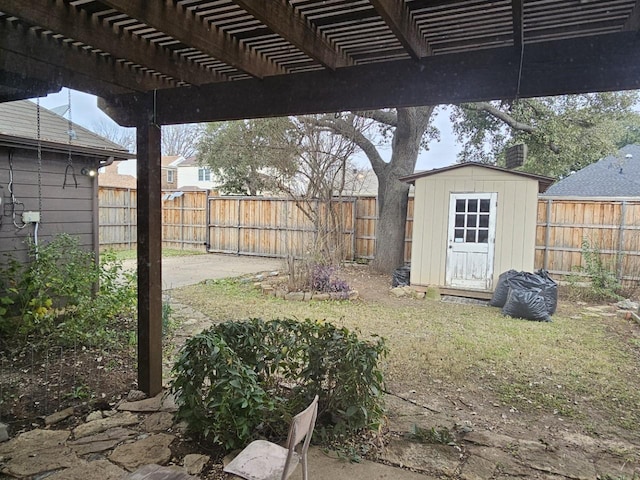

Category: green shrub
[171, 318, 387, 451]
[0, 234, 136, 346]
[567, 238, 621, 301]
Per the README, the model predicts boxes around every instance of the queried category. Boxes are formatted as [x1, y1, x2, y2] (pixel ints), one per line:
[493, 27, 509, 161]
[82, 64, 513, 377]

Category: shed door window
[454, 198, 491, 243]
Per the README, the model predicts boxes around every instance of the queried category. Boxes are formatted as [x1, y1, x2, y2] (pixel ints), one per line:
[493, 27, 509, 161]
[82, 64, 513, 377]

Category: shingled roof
[0, 99, 133, 160]
[545, 145, 640, 197]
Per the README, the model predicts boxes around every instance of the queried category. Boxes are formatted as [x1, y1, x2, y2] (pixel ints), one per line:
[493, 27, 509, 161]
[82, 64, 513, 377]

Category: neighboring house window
[167, 169, 175, 183]
[198, 167, 211, 182]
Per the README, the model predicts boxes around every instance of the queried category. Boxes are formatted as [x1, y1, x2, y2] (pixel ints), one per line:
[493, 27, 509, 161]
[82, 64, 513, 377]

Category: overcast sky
[36, 88, 460, 171]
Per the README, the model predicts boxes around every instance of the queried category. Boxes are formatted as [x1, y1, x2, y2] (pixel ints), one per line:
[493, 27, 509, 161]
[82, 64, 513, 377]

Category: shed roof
[544, 144, 640, 197]
[0, 100, 133, 160]
[400, 162, 554, 193]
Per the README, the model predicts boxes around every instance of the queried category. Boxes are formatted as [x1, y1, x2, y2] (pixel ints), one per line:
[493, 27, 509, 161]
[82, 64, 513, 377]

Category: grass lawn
[171, 274, 640, 437]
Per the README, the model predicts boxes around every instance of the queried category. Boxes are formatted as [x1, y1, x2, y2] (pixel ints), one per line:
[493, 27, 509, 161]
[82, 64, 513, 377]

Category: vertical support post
[543, 198, 552, 270]
[136, 98, 163, 397]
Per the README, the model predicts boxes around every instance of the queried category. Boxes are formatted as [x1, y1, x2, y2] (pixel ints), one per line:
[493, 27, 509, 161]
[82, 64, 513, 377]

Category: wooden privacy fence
[99, 187, 640, 283]
[536, 197, 640, 282]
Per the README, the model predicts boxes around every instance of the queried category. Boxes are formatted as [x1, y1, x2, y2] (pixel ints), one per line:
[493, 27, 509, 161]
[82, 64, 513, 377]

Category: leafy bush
[309, 264, 350, 296]
[567, 238, 621, 301]
[0, 234, 136, 346]
[171, 318, 387, 451]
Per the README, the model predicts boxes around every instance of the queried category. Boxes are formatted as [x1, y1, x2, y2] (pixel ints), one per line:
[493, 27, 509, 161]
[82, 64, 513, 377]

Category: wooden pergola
[2, 0, 640, 395]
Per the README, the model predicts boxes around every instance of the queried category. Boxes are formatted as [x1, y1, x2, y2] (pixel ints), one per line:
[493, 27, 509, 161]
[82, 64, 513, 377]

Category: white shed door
[445, 193, 497, 290]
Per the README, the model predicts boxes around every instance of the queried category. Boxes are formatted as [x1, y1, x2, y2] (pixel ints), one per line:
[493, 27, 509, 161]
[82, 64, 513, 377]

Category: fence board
[98, 189, 640, 285]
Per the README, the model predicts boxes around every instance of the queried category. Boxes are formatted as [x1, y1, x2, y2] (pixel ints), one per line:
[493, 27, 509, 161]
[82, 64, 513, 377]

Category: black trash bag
[489, 269, 519, 307]
[502, 287, 552, 322]
[535, 269, 558, 315]
[392, 266, 411, 287]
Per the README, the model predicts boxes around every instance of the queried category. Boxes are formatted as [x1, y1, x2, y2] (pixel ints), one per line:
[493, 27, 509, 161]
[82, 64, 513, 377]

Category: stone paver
[68, 427, 137, 456]
[45, 458, 126, 480]
[73, 411, 140, 439]
[110, 433, 175, 471]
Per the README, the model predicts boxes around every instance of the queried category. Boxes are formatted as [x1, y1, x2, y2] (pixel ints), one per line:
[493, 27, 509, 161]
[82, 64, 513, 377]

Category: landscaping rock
[0, 428, 69, 455]
[86, 410, 104, 422]
[109, 433, 174, 471]
[125, 463, 197, 479]
[142, 411, 174, 433]
[381, 438, 461, 476]
[312, 293, 330, 301]
[118, 392, 177, 413]
[390, 287, 406, 297]
[127, 390, 147, 402]
[284, 291, 305, 301]
[73, 411, 139, 439]
[517, 442, 597, 480]
[184, 453, 210, 474]
[68, 427, 137, 456]
[348, 290, 359, 300]
[463, 430, 518, 449]
[615, 299, 639, 310]
[1, 446, 79, 478]
[45, 406, 75, 426]
[45, 458, 126, 480]
[459, 453, 497, 480]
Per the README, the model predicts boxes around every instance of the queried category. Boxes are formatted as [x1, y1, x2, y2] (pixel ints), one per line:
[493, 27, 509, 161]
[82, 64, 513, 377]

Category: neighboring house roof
[400, 162, 554, 193]
[0, 100, 134, 160]
[98, 161, 137, 189]
[162, 155, 183, 168]
[340, 169, 379, 196]
[177, 156, 201, 167]
[545, 144, 640, 197]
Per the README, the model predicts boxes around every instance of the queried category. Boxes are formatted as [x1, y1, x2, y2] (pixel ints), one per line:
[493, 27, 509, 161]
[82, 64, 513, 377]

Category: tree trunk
[371, 107, 433, 273]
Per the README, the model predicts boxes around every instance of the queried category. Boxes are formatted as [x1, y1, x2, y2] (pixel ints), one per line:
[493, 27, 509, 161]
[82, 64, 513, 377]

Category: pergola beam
[0, 20, 171, 95]
[234, 0, 352, 69]
[370, 0, 431, 59]
[101, 0, 284, 78]
[101, 32, 640, 127]
[512, 0, 524, 51]
[1, 0, 217, 86]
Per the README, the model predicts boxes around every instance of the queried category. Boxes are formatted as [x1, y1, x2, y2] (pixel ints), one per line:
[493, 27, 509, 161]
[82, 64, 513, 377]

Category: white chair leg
[301, 453, 308, 480]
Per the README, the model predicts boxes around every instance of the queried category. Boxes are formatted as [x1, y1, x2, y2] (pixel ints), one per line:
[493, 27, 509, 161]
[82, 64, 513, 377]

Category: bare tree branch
[302, 114, 387, 174]
[468, 102, 536, 133]
[352, 109, 397, 127]
[468, 102, 560, 154]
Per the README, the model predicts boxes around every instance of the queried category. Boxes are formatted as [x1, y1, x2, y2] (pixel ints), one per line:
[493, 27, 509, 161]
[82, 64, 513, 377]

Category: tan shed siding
[0, 148, 97, 263]
[409, 166, 540, 290]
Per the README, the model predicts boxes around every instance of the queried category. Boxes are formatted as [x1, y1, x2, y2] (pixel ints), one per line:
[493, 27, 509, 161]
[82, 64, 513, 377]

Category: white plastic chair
[224, 395, 319, 480]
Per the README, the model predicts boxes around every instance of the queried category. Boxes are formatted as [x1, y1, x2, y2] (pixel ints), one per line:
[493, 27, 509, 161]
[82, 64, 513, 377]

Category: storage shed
[401, 163, 553, 297]
[0, 100, 133, 263]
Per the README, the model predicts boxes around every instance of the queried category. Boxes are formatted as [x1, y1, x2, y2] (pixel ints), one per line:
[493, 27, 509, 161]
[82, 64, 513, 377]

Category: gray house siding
[0, 147, 98, 263]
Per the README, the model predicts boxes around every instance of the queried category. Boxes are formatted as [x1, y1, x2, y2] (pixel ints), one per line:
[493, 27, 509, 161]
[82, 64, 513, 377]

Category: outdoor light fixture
[81, 167, 97, 177]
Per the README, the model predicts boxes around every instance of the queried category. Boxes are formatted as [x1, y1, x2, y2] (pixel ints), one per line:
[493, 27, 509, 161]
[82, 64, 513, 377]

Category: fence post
[205, 194, 211, 252]
[237, 198, 241, 255]
[617, 200, 627, 281]
[543, 198, 552, 270]
[351, 198, 357, 261]
[180, 193, 185, 250]
[127, 188, 133, 250]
